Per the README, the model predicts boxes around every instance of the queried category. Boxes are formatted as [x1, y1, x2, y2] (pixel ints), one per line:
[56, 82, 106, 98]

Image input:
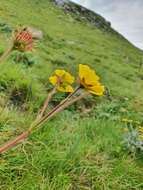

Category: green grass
[0, 0, 143, 189]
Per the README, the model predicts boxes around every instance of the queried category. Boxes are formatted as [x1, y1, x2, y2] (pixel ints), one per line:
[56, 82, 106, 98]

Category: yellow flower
[49, 69, 74, 92]
[138, 126, 143, 133]
[121, 118, 133, 123]
[79, 64, 105, 96]
[123, 127, 128, 132]
[122, 118, 128, 122]
[138, 135, 143, 141]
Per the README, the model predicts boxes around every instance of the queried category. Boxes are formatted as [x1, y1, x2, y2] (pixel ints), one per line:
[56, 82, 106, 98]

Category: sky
[71, 0, 143, 50]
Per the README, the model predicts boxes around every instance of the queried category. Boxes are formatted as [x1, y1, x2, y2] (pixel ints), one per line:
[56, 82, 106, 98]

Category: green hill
[0, 0, 143, 189]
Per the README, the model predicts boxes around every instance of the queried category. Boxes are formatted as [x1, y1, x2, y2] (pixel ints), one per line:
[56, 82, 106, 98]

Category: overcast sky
[71, 0, 143, 50]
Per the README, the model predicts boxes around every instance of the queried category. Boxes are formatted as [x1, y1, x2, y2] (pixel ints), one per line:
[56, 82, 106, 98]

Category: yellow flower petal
[49, 69, 74, 93]
[79, 64, 104, 96]
[55, 69, 65, 77]
[79, 64, 99, 84]
[57, 85, 74, 92]
[88, 84, 105, 96]
[65, 85, 74, 92]
[49, 76, 57, 85]
[79, 64, 89, 80]
[57, 86, 66, 92]
[64, 72, 75, 84]
[85, 71, 100, 85]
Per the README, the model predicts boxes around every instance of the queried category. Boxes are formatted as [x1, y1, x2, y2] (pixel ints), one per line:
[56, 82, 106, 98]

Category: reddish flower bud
[13, 29, 33, 52]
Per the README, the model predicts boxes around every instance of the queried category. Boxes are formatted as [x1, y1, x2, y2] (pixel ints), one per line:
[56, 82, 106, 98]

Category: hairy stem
[33, 92, 87, 129]
[37, 87, 57, 119]
[30, 87, 81, 130]
[0, 130, 31, 154]
[0, 45, 13, 64]
[0, 92, 87, 154]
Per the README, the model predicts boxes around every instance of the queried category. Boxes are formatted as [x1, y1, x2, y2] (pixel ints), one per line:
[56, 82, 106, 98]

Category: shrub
[122, 119, 143, 153]
[10, 51, 37, 66]
[0, 22, 12, 33]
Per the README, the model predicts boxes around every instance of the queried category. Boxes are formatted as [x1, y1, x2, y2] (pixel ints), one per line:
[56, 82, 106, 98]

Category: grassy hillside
[0, 0, 143, 189]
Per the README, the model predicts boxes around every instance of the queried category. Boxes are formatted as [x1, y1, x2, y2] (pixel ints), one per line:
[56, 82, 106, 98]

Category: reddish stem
[0, 91, 86, 154]
[0, 130, 31, 154]
[37, 87, 57, 119]
[0, 45, 13, 64]
[34, 92, 86, 128]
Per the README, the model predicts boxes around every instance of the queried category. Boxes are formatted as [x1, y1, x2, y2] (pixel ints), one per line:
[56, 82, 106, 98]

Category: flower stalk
[0, 44, 14, 64]
[0, 130, 31, 154]
[0, 90, 86, 154]
[37, 87, 57, 119]
[32, 90, 86, 131]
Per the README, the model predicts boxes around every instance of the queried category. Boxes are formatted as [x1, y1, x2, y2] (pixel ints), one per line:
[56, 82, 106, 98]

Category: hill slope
[0, 0, 143, 189]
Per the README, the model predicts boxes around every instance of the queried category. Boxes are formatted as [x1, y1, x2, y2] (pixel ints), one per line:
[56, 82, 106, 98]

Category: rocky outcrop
[54, 0, 112, 32]
[27, 27, 43, 40]
[55, 0, 68, 6]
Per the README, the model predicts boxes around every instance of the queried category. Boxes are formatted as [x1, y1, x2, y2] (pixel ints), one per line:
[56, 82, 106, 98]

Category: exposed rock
[66, 40, 76, 45]
[53, 0, 112, 32]
[55, 0, 68, 6]
[27, 27, 43, 40]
